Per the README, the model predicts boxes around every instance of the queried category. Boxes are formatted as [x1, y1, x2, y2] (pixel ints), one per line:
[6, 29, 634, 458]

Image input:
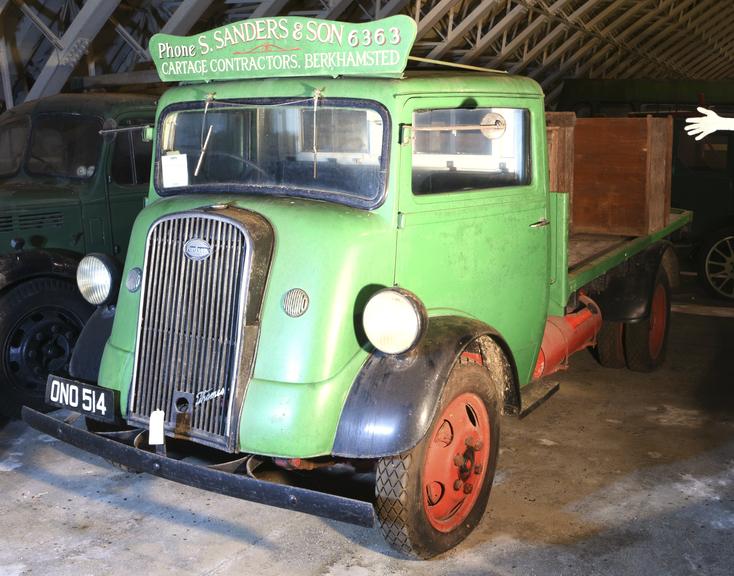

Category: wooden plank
[568, 233, 631, 270]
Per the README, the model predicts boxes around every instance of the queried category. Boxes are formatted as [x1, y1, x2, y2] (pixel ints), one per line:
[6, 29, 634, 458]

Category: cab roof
[160, 70, 543, 109]
[0, 93, 157, 122]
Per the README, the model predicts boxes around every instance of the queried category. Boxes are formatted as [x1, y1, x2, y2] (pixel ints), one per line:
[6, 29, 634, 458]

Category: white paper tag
[161, 153, 189, 188]
[149, 409, 165, 445]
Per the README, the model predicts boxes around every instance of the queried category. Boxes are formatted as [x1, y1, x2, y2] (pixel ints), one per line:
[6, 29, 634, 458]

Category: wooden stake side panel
[571, 117, 672, 236]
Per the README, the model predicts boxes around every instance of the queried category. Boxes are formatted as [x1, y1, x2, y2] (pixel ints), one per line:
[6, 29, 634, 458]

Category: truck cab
[0, 93, 156, 417]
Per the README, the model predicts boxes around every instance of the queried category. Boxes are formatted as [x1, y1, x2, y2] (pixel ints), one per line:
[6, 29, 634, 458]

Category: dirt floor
[1, 280, 733, 575]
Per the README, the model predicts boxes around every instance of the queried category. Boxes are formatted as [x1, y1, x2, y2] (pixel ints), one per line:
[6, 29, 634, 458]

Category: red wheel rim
[422, 392, 491, 533]
[649, 282, 667, 359]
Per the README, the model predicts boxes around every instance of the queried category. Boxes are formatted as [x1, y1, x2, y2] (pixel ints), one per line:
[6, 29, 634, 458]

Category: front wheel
[0, 278, 92, 418]
[375, 363, 500, 558]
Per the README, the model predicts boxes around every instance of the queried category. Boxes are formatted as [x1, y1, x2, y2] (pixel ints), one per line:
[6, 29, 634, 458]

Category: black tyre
[698, 227, 734, 300]
[375, 362, 500, 558]
[0, 278, 92, 418]
[624, 269, 670, 372]
[592, 320, 626, 368]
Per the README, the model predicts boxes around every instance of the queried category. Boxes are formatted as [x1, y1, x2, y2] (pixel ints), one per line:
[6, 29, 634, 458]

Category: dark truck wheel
[593, 321, 626, 368]
[624, 269, 670, 372]
[0, 278, 92, 418]
[698, 227, 734, 300]
[375, 362, 500, 558]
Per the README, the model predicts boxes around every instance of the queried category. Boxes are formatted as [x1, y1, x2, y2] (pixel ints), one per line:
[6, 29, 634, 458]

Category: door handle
[529, 218, 550, 228]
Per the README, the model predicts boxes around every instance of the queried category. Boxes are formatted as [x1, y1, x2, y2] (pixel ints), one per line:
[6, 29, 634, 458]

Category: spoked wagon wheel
[698, 227, 734, 300]
[375, 362, 500, 558]
[624, 268, 670, 372]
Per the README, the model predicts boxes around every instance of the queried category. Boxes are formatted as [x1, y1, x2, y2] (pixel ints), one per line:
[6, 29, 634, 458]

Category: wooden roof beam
[161, 0, 215, 35]
[459, 2, 531, 65]
[424, 0, 502, 61]
[507, 0, 602, 75]
[486, 0, 574, 69]
[548, 0, 686, 88]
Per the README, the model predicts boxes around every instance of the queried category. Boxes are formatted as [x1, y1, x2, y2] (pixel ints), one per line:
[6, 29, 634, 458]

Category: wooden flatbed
[567, 209, 692, 293]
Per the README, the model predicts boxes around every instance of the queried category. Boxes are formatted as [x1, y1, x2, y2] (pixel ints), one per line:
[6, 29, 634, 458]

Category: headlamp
[362, 288, 426, 355]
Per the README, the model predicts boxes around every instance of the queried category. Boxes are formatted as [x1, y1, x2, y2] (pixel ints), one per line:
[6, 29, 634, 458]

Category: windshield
[156, 98, 388, 208]
[26, 113, 103, 179]
[0, 117, 30, 177]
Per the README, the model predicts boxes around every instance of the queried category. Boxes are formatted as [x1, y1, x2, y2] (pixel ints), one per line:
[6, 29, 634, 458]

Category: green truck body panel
[92, 69, 691, 458]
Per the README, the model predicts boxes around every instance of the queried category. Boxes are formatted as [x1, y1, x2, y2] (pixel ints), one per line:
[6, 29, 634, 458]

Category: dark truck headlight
[362, 288, 426, 354]
[76, 254, 120, 305]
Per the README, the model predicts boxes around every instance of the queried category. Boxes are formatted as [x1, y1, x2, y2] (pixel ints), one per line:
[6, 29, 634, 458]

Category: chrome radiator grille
[128, 212, 249, 450]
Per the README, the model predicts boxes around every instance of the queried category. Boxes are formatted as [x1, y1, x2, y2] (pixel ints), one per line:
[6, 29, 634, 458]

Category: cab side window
[111, 122, 152, 185]
[412, 107, 531, 195]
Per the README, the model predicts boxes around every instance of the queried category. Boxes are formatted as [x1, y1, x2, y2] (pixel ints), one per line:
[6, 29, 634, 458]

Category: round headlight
[77, 254, 118, 305]
[362, 288, 426, 355]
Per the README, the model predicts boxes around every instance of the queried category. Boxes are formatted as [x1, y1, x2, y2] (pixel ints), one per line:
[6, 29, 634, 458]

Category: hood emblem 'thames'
[184, 238, 212, 261]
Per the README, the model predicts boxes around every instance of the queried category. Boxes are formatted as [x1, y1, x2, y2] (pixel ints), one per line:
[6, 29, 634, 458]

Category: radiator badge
[184, 238, 212, 261]
[195, 387, 225, 407]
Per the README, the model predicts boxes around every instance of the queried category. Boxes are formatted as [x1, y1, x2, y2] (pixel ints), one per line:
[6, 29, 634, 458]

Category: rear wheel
[593, 321, 626, 368]
[0, 278, 92, 418]
[375, 362, 500, 558]
[624, 269, 670, 372]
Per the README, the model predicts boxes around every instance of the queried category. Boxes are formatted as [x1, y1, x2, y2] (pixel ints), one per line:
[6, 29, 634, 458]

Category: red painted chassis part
[532, 296, 603, 381]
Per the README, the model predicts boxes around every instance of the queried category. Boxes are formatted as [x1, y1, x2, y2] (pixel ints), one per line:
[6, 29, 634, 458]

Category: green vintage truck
[0, 93, 156, 418]
[23, 17, 691, 558]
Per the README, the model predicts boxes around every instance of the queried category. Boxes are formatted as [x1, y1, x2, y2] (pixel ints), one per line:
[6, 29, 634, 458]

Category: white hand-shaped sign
[685, 107, 734, 140]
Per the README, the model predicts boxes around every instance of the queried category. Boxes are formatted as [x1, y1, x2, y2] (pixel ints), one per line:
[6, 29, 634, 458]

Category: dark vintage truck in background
[0, 93, 156, 417]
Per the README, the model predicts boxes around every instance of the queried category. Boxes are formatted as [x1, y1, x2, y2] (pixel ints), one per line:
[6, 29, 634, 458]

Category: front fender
[331, 316, 518, 459]
[0, 249, 81, 293]
[69, 304, 116, 382]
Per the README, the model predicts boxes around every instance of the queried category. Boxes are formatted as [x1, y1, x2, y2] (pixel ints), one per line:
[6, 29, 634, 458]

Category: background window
[412, 107, 531, 195]
[0, 118, 29, 176]
[676, 130, 728, 171]
[111, 123, 153, 185]
[27, 114, 102, 178]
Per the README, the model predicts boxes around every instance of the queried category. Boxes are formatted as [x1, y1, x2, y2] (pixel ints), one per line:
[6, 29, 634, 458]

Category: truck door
[395, 96, 550, 385]
[105, 119, 153, 261]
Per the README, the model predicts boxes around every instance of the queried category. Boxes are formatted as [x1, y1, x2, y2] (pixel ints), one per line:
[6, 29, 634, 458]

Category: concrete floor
[1, 293, 733, 575]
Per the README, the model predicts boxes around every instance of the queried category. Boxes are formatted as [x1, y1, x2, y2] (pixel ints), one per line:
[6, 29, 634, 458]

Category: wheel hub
[5, 309, 80, 394]
[422, 392, 491, 532]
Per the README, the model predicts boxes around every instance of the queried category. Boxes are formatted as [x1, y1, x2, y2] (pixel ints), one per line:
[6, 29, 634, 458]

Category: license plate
[45, 375, 117, 423]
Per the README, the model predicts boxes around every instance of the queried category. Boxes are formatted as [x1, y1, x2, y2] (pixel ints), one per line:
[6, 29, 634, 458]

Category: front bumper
[21, 407, 376, 528]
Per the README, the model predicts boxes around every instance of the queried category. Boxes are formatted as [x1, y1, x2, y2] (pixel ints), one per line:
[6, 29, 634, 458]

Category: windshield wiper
[194, 124, 213, 177]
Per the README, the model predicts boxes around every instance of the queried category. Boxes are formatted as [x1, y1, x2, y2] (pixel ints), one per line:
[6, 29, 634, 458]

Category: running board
[519, 380, 560, 419]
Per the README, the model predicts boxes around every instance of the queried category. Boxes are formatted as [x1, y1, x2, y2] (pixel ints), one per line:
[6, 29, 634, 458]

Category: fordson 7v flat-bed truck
[23, 16, 691, 558]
